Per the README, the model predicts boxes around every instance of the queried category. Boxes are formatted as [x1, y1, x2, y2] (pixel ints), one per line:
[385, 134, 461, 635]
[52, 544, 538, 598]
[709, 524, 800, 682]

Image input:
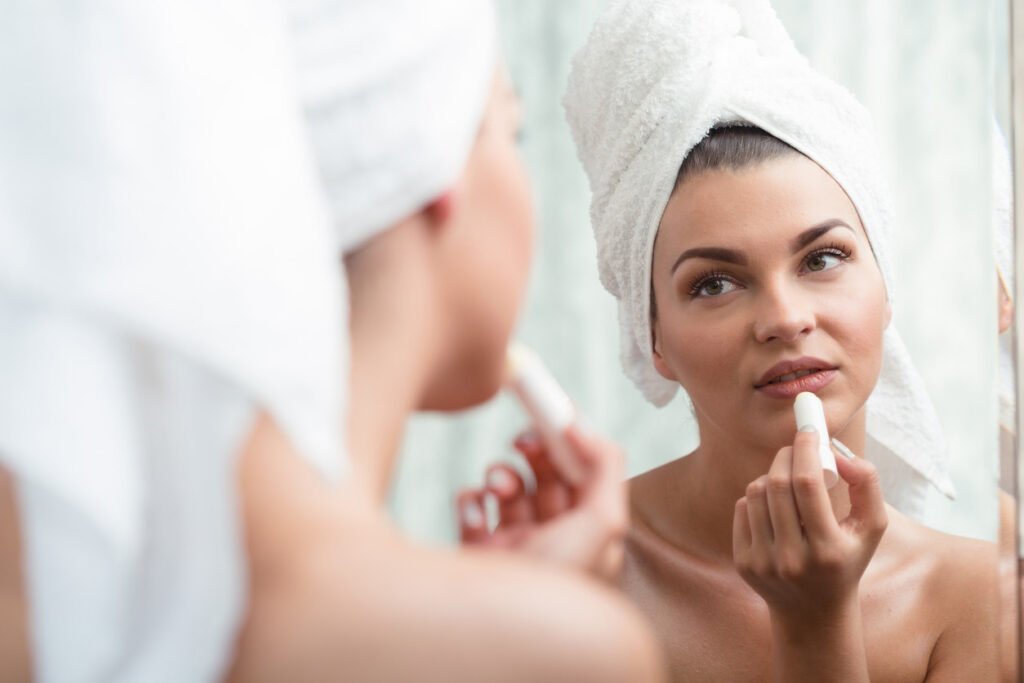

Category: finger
[765, 446, 804, 549]
[790, 427, 839, 539]
[732, 497, 753, 563]
[485, 465, 534, 527]
[745, 477, 774, 548]
[562, 427, 627, 534]
[522, 502, 626, 579]
[517, 437, 573, 521]
[563, 426, 623, 483]
[457, 490, 489, 544]
[835, 451, 888, 540]
[514, 432, 559, 484]
[485, 464, 526, 501]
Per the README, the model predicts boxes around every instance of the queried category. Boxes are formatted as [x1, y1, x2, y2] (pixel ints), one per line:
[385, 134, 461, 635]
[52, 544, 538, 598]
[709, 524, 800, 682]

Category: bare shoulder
[230, 414, 666, 683]
[0, 466, 31, 683]
[878, 507, 998, 679]
[879, 507, 996, 607]
[883, 507, 997, 588]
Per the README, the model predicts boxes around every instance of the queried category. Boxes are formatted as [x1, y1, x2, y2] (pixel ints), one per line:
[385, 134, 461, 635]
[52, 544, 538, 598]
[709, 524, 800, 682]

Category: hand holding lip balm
[793, 391, 838, 488]
[503, 343, 587, 486]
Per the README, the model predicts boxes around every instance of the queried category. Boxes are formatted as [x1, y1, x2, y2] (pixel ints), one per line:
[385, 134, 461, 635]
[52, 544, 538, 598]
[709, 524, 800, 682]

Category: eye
[689, 273, 740, 298]
[801, 245, 851, 274]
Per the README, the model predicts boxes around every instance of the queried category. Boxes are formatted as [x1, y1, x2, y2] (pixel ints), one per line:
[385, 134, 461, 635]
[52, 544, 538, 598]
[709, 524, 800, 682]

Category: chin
[420, 353, 506, 412]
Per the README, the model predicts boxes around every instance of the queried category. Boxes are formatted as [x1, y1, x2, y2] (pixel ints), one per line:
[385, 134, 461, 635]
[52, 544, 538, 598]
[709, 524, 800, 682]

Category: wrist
[768, 590, 861, 643]
[768, 593, 869, 682]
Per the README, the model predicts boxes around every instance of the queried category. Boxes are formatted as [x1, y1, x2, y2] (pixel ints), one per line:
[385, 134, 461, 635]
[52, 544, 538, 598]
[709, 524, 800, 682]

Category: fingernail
[515, 430, 539, 447]
[798, 425, 817, 433]
[831, 438, 856, 460]
[487, 468, 513, 490]
[461, 500, 484, 527]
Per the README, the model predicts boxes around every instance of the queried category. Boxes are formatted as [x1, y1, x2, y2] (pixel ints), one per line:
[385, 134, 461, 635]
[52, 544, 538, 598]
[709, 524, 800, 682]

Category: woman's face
[650, 154, 890, 451]
[426, 70, 534, 410]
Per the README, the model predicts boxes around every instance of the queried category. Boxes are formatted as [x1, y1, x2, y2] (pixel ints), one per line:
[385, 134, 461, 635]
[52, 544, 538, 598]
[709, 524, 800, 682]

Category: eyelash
[687, 269, 733, 297]
[812, 242, 853, 262]
[685, 242, 854, 298]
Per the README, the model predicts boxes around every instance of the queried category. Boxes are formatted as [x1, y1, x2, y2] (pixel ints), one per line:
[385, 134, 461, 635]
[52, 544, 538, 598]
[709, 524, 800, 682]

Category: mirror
[392, 0, 999, 539]
[390, 0, 1005, 673]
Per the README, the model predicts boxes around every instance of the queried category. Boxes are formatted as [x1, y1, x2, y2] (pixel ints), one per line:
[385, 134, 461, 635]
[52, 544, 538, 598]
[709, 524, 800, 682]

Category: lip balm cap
[792, 391, 838, 488]
[504, 343, 585, 484]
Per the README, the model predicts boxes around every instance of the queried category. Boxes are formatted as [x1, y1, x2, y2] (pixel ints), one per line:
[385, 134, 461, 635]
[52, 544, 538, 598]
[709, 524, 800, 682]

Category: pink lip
[754, 356, 838, 400]
[755, 368, 838, 399]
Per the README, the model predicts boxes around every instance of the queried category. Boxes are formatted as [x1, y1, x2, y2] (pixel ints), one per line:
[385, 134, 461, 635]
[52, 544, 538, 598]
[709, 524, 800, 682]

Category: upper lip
[754, 357, 837, 388]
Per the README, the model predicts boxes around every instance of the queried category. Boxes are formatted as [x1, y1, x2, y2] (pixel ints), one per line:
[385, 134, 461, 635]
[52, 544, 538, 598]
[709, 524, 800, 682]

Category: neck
[345, 221, 441, 505]
[645, 408, 867, 562]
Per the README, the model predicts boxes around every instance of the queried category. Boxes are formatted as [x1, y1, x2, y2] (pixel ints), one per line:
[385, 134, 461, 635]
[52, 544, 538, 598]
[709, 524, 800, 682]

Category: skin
[619, 153, 997, 681]
[476, 152, 1000, 681]
[0, 72, 666, 682]
[226, 71, 665, 681]
[997, 268, 1019, 682]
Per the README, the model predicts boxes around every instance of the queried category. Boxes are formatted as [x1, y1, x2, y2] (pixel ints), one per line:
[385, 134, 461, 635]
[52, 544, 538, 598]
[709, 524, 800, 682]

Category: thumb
[834, 447, 888, 538]
[563, 425, 625, 485]
[562, 425, 628, 532]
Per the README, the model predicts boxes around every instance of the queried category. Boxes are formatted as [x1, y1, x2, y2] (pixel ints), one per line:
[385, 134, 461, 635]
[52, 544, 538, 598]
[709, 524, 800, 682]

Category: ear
[423, 188, 458, 233]
[999, 278, 1014, 335]
[650, 321, 678, 382]
[883, 301, 892, 330]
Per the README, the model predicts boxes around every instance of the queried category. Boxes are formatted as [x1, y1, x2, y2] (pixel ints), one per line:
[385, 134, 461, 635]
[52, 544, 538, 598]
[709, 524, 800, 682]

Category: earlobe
[425, 188, 458, 229]
[651, 324, 678, 382]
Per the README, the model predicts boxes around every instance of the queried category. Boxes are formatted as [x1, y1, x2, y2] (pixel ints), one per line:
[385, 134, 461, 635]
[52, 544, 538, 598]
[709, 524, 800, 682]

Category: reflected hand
[457, 426, 627, 581]
[732, 428, 888, 620]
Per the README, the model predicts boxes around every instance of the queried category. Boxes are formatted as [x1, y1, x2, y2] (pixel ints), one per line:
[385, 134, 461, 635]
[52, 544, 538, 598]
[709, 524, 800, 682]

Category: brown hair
[652, 126, 804, 323]
[674, 125, 802, 190]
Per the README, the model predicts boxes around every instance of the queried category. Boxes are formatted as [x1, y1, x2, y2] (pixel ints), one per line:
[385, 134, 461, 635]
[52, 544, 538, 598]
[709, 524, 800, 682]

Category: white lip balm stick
[504, 343, 587, 486]
[793, 392, 838, 488]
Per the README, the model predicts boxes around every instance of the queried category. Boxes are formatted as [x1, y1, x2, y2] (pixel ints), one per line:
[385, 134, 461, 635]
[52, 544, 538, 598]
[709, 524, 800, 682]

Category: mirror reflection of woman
[470, 1, 998, 679]
[618, 126, 995, 682]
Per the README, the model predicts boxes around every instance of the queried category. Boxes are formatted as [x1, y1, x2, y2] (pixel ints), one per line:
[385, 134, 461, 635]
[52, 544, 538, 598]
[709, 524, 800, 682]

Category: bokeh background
[390, 0, 1004, 544]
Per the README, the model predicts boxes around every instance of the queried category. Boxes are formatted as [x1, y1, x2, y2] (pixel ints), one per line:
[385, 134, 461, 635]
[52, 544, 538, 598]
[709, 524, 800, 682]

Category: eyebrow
[669, 219, 855, 275]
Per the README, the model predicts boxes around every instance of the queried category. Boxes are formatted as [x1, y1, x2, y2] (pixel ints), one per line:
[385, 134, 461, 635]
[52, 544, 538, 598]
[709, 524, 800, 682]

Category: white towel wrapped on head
[292, 0, 498, 253]
[563, 0, 954, 513]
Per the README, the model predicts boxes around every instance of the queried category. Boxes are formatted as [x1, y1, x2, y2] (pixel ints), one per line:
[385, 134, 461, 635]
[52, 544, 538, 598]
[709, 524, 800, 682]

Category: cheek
[660, 308, 749, 398]
[826, 275, 888, 385]
[492, 149, 534, 319]
[461, 147, 534, 372]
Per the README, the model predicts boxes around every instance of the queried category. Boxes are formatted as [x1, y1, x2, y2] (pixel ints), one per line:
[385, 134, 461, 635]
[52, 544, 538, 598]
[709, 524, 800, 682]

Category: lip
[755, 368, 837, 399]
[754, 356, 838, 400]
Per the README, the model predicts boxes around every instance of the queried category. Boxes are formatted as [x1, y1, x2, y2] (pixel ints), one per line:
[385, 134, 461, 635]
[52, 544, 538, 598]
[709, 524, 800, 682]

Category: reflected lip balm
[793, 392, 838, 488]
[504, 343, 586, 486]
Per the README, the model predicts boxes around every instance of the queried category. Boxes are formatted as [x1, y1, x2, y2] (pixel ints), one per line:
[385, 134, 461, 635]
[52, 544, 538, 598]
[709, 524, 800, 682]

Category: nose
[752, 279, 816, 344]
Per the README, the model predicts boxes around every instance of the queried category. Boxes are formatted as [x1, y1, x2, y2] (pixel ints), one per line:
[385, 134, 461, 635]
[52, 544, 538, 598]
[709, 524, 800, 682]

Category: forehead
[657, 154, 867, 253]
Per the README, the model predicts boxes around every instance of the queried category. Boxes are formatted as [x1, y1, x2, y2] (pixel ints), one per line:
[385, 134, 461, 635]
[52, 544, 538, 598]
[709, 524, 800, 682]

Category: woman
[0, 2, 665, 681]
[620, 125, 995, 681]
[474, 0, 998, 679]
[226, 2, 667, 681]
[565, 1, 997, 679]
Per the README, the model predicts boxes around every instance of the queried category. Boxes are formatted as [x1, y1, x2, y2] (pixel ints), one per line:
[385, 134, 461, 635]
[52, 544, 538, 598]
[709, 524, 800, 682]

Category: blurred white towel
[0, 2, 345, 681]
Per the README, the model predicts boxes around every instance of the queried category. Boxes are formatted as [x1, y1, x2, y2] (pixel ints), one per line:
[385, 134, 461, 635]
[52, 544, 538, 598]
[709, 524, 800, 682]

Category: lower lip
[755, 369, 838, 399]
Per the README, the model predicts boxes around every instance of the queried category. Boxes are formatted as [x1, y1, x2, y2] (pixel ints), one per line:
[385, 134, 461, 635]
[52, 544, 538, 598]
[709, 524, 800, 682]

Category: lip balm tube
[793, 392, 838, 488]
[504, 343, 587, 486]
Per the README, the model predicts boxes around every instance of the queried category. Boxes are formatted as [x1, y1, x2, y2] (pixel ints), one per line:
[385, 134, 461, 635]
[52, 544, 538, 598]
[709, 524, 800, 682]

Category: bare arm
[226, 414, 667, 683]
[0, 466, 31, 683]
